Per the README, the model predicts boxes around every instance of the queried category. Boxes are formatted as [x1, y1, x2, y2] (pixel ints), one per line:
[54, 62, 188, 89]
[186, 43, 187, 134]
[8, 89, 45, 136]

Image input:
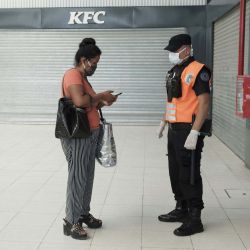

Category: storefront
[0, 6, 208, 124]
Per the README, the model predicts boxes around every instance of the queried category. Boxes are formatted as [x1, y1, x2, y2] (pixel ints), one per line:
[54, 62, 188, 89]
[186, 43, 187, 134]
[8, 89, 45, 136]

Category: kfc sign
[68, 11, 106, 24]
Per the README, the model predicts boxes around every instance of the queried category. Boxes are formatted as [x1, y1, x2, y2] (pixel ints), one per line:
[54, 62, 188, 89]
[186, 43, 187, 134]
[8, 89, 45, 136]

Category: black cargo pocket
[180, 148, 192, 167]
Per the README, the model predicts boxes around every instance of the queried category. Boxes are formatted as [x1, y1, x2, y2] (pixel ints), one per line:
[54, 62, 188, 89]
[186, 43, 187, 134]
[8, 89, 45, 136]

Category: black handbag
[55, 81, 91, 139]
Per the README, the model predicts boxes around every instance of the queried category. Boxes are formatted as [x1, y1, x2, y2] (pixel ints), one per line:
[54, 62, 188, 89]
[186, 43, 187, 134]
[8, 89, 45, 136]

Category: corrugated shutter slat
[0, 28, 186, 124]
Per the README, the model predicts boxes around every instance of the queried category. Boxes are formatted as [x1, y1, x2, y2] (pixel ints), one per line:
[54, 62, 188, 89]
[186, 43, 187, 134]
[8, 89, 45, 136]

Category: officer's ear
[185, 46, 191, 56]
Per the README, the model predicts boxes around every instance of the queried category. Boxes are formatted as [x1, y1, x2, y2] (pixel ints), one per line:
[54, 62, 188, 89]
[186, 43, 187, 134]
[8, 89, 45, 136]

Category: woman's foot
[79, 213, 102, 229]
[63, 218, 88, 240]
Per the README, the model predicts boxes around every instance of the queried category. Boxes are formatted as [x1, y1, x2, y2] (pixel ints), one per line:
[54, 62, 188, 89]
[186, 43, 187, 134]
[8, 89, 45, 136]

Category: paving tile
[0, 241, 39, 250]
[21, 200, 64, 214]
[7, 212, 56, 227]
[0, 125, 249, 249]
[92, 229, 141, 248]
[91, 247, 140, 250]
[0, 225, 49, 243]
[191, 233, 246, 250]
[142, 230, 192, 248]
[142, 248, 192, 250]
[0, 212, 16, 230]
[101, 204, 142, 217]
[38, 242, 90, 250]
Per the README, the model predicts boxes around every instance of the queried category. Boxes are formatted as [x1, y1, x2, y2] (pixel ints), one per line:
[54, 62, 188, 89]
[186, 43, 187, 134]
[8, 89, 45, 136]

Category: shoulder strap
[61, 76, 65, 97]
[99, 109, 105, 122]
[84, 77, 105, 122]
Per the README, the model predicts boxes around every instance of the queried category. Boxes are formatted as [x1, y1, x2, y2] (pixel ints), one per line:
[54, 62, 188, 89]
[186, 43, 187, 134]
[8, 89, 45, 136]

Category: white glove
[184, 130, 200, 150]
[157, 120, 166, 139]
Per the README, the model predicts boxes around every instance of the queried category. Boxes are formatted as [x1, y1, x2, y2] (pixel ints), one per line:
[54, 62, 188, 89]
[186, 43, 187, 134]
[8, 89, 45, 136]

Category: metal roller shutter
[0, 0, 206, 8]
[0, 28, 186, 124]
[213, 3, 248, 160]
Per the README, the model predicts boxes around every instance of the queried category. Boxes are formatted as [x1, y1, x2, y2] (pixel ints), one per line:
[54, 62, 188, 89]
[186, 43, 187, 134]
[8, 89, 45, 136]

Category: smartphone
[113, 92, 122, 96]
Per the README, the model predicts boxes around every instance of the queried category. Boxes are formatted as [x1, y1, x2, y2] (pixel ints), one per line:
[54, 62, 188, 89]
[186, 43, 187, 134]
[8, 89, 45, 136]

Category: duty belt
[168, 122, 192, 130]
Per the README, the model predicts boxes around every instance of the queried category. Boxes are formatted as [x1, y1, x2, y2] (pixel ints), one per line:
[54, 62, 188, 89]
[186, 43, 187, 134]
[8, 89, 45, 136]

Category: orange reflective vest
[165, 61, 205, 123]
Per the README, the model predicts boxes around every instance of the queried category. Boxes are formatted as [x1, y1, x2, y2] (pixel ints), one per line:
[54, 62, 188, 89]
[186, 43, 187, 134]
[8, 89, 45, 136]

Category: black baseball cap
[164, 34, 191, 52]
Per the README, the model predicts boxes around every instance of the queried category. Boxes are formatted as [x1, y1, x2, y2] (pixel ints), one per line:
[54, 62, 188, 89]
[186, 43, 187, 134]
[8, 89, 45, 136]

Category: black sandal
[79, 213, 102, 229]
[63, 218, 88, 240]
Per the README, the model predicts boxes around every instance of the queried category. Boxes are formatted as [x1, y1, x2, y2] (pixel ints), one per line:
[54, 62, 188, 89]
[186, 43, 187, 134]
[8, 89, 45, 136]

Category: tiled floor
[0, 124, 250, 250]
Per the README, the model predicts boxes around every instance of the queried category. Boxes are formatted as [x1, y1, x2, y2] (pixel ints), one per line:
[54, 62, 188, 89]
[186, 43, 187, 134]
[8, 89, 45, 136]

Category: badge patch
[185, 73, 193, 84]
[200, 71, 210, 81]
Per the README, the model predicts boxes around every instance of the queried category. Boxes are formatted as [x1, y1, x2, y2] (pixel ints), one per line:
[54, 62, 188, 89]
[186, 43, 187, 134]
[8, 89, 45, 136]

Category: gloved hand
[157, 120, 166, 138]
[184, 130, 200, 150]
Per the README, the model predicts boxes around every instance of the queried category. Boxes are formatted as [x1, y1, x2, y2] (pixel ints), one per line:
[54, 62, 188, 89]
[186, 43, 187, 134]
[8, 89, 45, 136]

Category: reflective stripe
[166, 102, 176, 121]
[167, 109, 176, 115]
[167, 115, 176, 121]
[166, 103, 176, 109]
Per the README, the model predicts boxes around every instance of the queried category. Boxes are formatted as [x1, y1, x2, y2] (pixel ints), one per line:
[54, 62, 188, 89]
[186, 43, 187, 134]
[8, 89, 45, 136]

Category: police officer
[157, 34, 211, 236]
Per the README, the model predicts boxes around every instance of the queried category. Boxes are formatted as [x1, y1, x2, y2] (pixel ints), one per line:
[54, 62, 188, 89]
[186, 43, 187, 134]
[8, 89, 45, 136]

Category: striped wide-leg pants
[60, 128, 99, 224]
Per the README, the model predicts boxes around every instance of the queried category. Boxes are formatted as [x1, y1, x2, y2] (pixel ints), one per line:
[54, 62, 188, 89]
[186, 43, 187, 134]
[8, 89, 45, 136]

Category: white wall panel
[0, 0, 206, 8]
[0, 28, 186, 124]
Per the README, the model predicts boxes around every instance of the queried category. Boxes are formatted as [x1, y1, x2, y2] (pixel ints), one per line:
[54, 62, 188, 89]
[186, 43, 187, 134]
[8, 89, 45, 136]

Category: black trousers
[167, 124, 204, 210]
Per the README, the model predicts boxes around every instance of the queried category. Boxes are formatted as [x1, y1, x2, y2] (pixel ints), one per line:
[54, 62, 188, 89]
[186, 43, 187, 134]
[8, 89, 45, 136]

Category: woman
[61, 38, 116, 240]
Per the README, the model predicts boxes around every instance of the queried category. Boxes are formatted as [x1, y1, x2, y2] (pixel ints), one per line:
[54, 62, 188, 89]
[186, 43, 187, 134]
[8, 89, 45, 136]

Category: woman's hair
[74, 38, 102, 65]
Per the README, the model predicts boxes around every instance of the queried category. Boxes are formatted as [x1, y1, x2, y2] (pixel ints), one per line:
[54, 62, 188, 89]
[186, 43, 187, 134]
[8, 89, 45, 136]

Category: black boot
[158, 200, 188, 222]
[174, 208, 204, 236]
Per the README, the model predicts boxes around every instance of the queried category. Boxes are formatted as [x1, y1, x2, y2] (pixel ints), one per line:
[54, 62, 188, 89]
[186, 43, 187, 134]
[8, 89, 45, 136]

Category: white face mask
[168, 47, 187, 65]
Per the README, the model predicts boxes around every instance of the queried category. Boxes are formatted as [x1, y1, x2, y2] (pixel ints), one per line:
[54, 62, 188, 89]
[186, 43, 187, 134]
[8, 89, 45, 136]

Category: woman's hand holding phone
[101, 91, 116, 106]
[100, 91, 122, 106]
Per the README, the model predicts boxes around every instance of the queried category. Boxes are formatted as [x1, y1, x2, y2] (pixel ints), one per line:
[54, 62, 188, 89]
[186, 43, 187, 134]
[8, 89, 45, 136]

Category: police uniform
[158, 34, 211, 236]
